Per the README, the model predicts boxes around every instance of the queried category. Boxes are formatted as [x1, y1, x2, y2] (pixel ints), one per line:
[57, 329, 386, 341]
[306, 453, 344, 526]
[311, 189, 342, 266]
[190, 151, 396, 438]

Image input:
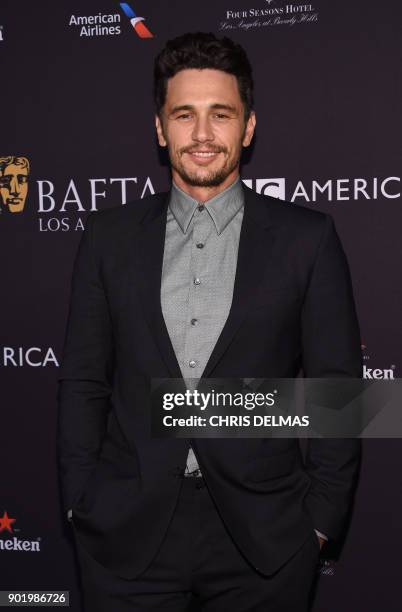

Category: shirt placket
[183, 206, 212, 381]
[183, 205, 213, 474]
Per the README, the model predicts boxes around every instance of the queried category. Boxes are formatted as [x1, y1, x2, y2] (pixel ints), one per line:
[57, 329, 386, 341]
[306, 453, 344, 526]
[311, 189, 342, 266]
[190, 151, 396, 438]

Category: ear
[242, 111, 256, 147]
[155, 114, 167, 147]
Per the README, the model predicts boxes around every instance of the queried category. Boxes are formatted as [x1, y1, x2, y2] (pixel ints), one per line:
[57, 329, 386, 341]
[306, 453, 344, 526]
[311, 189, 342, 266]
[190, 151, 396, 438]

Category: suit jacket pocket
[245, 449, 297, 482]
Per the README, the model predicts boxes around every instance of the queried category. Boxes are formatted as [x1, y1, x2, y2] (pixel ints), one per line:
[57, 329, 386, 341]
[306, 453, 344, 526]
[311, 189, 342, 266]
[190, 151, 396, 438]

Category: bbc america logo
[243, 176, 400, 202]
[242, 178, 286, 199]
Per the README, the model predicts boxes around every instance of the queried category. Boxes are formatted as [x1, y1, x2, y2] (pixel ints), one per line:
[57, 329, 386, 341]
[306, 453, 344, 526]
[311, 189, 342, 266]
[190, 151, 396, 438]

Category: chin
[177, 166, 231, 188]
[185, 175, 228, 188]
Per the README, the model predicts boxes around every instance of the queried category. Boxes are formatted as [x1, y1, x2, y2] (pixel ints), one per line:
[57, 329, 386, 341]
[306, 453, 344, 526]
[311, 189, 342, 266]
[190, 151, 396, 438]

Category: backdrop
[1, 1, 401, 610]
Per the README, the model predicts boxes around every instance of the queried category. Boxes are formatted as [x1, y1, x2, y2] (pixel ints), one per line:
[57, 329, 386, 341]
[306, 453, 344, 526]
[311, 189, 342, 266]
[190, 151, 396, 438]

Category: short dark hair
[153, 32, 254, 121]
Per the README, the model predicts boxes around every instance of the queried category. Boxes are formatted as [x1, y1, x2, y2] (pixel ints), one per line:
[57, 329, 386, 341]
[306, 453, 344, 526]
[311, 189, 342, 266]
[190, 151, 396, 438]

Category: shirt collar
[169, 176, 244, 235]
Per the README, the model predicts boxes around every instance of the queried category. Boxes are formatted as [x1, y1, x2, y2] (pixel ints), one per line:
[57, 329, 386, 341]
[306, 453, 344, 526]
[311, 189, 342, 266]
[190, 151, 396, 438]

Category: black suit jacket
[57, 183, 362, 578]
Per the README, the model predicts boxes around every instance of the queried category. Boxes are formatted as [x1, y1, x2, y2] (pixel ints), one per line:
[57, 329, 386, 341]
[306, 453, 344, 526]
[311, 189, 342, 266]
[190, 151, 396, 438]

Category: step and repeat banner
[1, 1, 401, 610]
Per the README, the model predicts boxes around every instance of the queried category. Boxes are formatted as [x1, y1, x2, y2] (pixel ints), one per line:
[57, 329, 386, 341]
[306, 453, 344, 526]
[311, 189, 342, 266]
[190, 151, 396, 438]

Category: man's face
[155, 69, 256, 191]
[0, 163, 29, 212]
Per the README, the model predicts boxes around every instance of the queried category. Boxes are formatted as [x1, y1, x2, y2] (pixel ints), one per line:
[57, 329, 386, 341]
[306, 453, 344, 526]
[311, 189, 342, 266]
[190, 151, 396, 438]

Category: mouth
[185, 150, 222, 165]
[7, 198, 22, 205]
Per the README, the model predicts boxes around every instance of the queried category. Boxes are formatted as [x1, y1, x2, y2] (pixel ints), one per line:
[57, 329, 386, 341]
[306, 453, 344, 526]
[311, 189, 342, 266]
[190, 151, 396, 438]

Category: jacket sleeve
[301, 214, 362, 541]
[57, 212, 114, 514]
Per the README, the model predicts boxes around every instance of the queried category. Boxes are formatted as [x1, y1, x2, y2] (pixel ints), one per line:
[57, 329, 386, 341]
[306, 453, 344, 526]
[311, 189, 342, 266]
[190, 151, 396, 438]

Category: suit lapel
[202, 186, 275, 378]
[133, 192, 183, 378]
[133, 185, 276, 380]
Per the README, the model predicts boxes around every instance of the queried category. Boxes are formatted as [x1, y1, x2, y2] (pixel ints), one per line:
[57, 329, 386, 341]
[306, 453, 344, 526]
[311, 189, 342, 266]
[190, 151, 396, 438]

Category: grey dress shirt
[161, 176, 245, 475]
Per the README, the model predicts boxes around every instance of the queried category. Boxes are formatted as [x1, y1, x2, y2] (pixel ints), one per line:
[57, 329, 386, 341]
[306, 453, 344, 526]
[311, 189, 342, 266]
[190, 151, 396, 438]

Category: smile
[189, 151, 219, 157]
[186, 151, 221, 164]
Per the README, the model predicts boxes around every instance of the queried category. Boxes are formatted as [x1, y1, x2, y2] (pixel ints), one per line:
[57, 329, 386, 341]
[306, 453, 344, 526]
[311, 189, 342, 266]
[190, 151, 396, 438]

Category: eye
[177, 113, 192, 120]
[213, 113, 229, 120]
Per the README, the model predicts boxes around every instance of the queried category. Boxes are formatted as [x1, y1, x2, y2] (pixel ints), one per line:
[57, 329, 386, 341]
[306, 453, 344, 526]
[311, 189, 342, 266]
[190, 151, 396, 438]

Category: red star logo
[0, 511, 16, 533]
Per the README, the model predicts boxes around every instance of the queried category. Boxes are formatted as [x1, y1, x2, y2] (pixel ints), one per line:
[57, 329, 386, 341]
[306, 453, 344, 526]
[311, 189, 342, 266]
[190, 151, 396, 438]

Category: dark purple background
[1, 1, 401, 610]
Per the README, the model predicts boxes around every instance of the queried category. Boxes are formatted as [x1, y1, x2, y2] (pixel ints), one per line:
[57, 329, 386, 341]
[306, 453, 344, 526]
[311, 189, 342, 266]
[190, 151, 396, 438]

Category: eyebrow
[169, 103, 238, 116]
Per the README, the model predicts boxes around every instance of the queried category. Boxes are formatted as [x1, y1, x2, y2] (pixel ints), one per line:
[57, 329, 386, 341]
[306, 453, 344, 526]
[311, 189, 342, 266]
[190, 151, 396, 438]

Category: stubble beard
[171, 151, 240, 188]
[162, 126, 245, 188]
[159, 117, 246, 188]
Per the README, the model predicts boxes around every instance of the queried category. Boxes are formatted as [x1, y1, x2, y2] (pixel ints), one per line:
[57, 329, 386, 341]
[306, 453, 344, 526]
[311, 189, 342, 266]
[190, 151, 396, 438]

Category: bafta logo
[0, 156, 30, 213]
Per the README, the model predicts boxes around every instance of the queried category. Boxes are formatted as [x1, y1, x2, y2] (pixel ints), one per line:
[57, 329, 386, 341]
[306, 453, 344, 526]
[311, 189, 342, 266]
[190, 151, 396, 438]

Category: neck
[171, 168, 240, 203]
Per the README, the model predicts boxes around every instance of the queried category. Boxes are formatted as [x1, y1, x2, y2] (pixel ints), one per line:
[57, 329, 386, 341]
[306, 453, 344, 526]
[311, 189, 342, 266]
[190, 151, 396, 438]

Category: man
[58, 32, 362, 611]
[0, 156, 30, 213]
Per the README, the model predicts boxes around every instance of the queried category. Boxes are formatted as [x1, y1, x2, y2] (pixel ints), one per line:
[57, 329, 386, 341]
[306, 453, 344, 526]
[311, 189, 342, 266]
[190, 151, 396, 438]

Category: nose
[10, 176, 20, 196]
[191, 116, 214, 143]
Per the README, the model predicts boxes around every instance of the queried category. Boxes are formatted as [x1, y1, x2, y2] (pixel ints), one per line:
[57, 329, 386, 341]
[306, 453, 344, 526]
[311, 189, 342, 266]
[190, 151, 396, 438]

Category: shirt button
[196, 243, 204, 249]
[194, 278, 201, 285]
[189, 359, 197, 368]
[197, 205, 205, 212]
[191, 318, 198, 326]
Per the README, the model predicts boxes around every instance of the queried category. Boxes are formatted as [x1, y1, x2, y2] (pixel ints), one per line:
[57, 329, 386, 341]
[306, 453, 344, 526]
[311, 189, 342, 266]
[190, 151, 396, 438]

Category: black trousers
[73, 477, 320, 611]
